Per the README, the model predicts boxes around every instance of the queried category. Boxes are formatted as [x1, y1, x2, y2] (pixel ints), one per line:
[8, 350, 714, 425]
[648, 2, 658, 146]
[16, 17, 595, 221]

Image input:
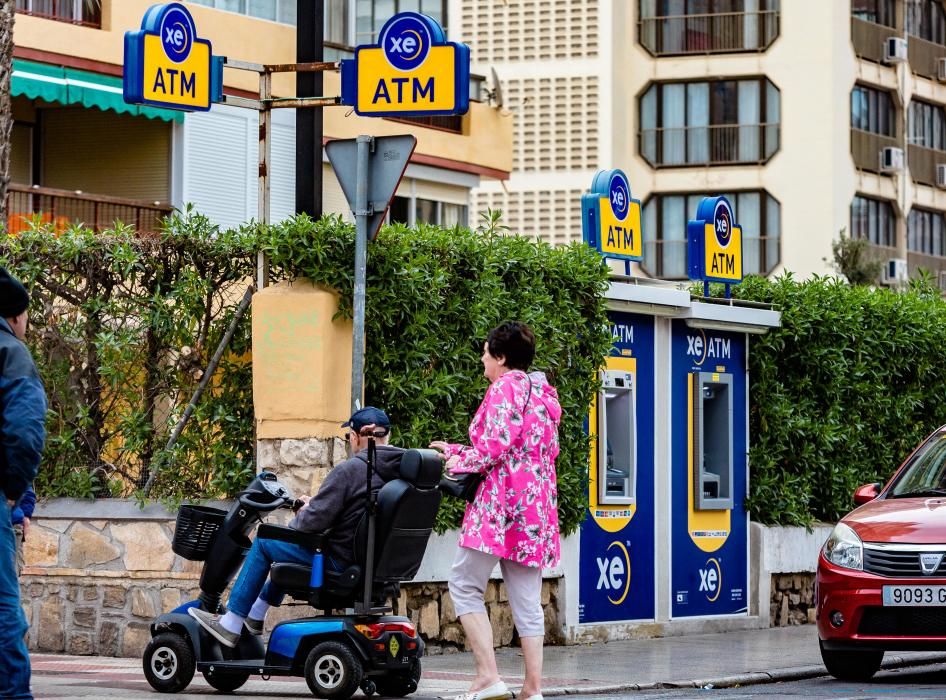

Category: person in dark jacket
[0, 267, 46, 700]
[190, 406, 403, 648]
[11, 485, 36, 576]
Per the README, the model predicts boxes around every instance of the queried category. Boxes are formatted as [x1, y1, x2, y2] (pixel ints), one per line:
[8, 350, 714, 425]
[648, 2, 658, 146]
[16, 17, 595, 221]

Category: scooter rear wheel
[143, 632, 196, 693]
[373, 658, 421, 697]
[304, 640, 364, 699]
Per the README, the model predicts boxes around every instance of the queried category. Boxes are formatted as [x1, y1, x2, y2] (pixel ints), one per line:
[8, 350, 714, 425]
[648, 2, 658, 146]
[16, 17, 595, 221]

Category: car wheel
[819, 639, 883, 681]
[373, 658, 422, 697]
[143, 632, 196, 693]
[304, 640, 364, 699]
[202, 669, 251, 693]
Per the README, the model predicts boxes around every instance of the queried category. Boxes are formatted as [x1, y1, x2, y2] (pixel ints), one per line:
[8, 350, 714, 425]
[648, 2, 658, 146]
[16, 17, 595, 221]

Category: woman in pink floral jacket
[431, 321, 561, 700]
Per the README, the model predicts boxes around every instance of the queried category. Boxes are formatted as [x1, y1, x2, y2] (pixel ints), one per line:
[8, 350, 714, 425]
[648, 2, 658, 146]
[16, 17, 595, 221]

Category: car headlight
[823, 522, 863, 571]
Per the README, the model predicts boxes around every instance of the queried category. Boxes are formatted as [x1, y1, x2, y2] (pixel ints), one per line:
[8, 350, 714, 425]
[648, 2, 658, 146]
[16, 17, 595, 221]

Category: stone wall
[256, 436, 349, 498]
[770, 573, 816, 627]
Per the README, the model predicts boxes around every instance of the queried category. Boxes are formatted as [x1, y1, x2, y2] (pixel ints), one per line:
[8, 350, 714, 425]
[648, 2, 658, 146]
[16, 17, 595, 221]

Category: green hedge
[2, 214, 611, 535]
[733, 275, 946, 526]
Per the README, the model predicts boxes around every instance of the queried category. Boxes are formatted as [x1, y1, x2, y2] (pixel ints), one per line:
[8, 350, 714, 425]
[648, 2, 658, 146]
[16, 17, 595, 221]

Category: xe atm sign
[124, 3, 223, 111]
[340, 12, 470, 117]
[581, 169, 644, 261]
[687, 196, 744, 285]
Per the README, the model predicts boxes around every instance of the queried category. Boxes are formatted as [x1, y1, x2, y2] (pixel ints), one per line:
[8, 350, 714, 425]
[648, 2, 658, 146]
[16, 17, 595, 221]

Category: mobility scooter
[142, 438, 442, 698]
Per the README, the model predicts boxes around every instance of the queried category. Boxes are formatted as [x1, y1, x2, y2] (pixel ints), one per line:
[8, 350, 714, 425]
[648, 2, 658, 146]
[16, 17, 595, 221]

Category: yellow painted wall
[252, 280, 353, 439]
[14, 0, 513, 177]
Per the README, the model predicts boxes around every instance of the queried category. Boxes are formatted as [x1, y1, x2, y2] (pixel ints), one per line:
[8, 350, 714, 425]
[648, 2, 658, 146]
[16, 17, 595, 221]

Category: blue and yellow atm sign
[340, 13, 470, 117]
[687, 196, 744, 284]
[581, 169, 643, 262]
[123, 3, 223, 112]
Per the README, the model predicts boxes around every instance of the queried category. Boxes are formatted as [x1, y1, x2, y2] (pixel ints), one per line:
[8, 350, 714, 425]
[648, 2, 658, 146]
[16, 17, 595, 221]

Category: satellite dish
[490, 66, 504, 110]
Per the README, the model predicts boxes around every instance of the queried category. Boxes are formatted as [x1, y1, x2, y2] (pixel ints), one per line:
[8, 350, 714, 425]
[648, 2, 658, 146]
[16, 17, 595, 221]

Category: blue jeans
[227, 536, 340, 618]
[0, 499, 31, 699]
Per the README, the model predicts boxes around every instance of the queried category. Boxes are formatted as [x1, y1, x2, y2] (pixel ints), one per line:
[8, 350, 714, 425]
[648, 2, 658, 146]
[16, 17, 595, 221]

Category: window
[186, 0, 315, 27]
[642, 191, 780, 278]
[851, 85, 896, 137]
[908, 208, 946, 256]
[852, 0, 896, 27]
[640, 78, 779, 166]
[388, 193, 468, 228]
[15, 0, 101, 27]
[355, 0, 448, 45]
[851, 195, 896, 247]
[638, 0, 781, 55]
[906, 0, 946, 44]
[909, 100, 946, 150]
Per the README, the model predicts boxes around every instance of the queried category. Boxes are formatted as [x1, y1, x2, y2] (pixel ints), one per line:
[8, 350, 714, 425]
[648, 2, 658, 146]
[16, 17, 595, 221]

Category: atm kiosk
[570, 176, 780, 639]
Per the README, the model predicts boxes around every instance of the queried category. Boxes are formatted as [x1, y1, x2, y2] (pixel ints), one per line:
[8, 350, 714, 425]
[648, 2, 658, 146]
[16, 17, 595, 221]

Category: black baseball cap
[0, 267, 29, 319]
[342, 406, 391, 434]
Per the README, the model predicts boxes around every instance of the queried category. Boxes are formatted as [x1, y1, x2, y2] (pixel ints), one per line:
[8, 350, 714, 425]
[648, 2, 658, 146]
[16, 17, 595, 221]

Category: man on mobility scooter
[142, 407, 443, 698]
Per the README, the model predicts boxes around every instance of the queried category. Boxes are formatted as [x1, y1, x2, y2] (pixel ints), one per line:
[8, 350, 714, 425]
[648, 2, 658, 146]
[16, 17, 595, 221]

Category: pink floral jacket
[446, 370, 562, 568]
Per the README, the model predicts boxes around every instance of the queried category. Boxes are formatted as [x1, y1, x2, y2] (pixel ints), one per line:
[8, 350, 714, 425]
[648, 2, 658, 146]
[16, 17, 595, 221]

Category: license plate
[882, 585, 946, 606]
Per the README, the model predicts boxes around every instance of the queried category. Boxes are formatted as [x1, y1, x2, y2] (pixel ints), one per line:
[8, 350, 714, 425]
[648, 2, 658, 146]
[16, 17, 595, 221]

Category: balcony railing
[851, 128, 901, 173]
[866, 243, 946, 280]
[638, 10, 779, 56]
[14, 0, 101, 27]
[639, 123, 779, 168]
[642, 237, 779, 279]
[908, 143, 946, 187]
[6, 184, 172, 235]
[852, 16, 896, 64]
[908, 33, 946, 80]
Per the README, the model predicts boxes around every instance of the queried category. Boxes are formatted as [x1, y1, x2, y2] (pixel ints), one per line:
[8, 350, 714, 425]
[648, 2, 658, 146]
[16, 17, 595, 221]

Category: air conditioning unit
[882, 258, 908, 285]
[884, 36, 908, 63]
[938, 271, 946, 292]
[939, 57, 946, 82]
[879, 146, 905, 173]
[937, 164, 946, 188]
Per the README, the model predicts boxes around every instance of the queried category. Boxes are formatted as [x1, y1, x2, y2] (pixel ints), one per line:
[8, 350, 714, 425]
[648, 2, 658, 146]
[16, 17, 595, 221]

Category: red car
[817, 426, 946, 681]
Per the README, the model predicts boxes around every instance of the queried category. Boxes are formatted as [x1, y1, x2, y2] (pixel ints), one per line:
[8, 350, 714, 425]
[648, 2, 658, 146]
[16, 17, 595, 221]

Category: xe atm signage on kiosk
[340, 13, 471, 117]
[123, 3, 223, 111]
[688, 196, 744, 295]
[581, 169, 643, 261]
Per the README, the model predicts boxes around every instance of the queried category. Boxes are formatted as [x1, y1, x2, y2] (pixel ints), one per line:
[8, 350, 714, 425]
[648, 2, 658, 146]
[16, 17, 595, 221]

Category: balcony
[639, 123, 779, 168]
[14, 0, 101, 27]
[851, 16, 897, 64]
[908, 143, 946, 187]
[908, 33, 946, 80]
[6, 184, 172, 235]
[638, 10, 779, 56]
[866, 243, 946, 280]
[851, 128, 901, 173]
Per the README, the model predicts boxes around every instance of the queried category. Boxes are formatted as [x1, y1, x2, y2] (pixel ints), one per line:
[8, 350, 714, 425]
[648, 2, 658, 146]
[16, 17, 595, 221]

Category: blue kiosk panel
[670, 321, 748, 618]
[579, 311, 656, 623]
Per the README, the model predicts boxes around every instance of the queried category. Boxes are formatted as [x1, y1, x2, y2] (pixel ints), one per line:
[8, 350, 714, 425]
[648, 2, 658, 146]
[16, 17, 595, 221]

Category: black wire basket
[172, 505, 227, 561]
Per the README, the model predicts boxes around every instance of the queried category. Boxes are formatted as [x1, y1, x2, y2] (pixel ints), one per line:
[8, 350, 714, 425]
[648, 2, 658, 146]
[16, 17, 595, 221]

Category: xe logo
[608, 172, 630, 221]
[596, 540, 631, 605]
[381, 14, 432, 71]
[686, 329, 731, 366]
[713, 199, 733, 247]
[698, 558, 722, 602]
[159, 5, 194, 63]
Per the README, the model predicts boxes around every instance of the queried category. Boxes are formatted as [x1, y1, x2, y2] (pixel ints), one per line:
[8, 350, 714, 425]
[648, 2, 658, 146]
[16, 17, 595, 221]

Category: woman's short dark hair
[486, 321, 535, 371]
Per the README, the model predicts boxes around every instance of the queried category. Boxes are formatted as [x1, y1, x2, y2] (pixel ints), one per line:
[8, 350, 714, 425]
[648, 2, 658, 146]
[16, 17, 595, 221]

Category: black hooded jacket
[288, 444, 404, 568]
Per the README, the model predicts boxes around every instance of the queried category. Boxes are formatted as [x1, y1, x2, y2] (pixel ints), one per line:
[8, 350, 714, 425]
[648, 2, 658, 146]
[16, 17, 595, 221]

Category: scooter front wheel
[143, 632, 196, 693]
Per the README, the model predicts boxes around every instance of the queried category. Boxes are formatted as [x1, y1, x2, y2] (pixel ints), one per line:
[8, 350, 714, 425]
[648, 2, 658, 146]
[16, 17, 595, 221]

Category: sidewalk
[30, 625, 946, 698]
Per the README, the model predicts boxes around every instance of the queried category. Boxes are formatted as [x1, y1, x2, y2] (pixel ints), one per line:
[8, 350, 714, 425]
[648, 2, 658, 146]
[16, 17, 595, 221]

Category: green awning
[12, 59, 185, 123]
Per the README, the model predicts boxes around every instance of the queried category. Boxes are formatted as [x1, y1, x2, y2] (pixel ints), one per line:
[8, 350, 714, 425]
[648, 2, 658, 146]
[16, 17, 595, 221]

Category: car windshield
[890, 433, 946, 497]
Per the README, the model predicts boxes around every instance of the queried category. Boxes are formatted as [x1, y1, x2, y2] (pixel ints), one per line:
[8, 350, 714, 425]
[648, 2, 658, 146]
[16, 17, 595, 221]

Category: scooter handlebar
[237, 492, 291, 512]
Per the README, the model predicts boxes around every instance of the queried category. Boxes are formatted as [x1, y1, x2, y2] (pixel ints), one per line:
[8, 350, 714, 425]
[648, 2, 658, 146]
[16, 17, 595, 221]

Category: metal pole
[296, 0, 324, 218]
[351, 135, 372, 414]
[257, 71, 272, 289]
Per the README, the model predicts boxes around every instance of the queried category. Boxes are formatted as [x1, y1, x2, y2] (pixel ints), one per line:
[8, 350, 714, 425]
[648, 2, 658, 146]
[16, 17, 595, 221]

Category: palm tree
[0, 0, 14, 225]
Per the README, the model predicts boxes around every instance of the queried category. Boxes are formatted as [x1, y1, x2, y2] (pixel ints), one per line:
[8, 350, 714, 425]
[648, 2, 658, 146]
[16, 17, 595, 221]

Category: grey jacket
[288, 444, 404, 568]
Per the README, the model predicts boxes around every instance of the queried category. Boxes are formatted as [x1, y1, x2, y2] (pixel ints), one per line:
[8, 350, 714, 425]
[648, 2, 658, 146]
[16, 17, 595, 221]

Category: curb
[534, 653, 946, 696]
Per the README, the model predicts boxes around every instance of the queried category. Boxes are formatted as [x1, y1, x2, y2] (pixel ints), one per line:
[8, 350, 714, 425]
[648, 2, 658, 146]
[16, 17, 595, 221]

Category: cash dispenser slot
[692, 372, 733, 510]
[598, 369, 636, 506]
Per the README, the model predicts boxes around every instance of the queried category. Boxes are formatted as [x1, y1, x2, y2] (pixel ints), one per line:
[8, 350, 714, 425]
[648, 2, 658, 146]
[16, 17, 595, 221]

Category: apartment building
[10, 0, 511, 233]
[467, 0, 946, 284]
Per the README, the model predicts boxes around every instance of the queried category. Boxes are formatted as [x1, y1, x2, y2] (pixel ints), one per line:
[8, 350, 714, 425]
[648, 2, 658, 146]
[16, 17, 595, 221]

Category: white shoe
[521, 695, 543, 700]
[450, 681, 514, 700]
